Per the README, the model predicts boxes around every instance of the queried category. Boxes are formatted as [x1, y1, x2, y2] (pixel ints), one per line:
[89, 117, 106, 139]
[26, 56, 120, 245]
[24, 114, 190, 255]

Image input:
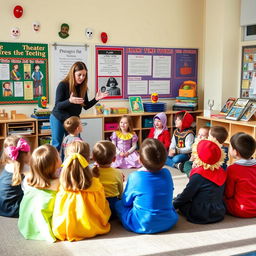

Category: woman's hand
[69, 92, 84, 104]
[95, 89, 109, 101]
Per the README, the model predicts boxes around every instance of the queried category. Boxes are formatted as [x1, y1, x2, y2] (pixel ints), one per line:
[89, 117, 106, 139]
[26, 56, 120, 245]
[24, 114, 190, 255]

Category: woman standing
[50, 62, 108, 151]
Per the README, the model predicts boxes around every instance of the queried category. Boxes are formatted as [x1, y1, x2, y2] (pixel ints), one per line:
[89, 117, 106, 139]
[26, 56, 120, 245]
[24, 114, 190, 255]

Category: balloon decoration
[13, 5, 23, 18]
[101, 32, 108, 44]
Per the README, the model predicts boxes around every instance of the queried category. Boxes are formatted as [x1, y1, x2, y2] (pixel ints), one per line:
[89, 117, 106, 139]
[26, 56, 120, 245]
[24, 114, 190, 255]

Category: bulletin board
[0, 42, 48, 104]
[240, 45, 256, 99]
[95, 45, 198, 99]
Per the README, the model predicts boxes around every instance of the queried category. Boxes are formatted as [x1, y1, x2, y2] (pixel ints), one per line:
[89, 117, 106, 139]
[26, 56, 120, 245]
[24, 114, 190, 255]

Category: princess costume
[111, 131, 141, 169]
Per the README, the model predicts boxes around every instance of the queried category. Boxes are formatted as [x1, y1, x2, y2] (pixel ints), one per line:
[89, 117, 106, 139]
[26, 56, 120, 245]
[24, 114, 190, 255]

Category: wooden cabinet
[196, 116, 256, 161]
[0, 118, 38, 153]
[0, 110, 202, 156]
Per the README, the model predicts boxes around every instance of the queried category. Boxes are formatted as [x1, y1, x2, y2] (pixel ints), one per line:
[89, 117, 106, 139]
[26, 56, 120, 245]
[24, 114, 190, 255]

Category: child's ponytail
[3, 137, 30, 186]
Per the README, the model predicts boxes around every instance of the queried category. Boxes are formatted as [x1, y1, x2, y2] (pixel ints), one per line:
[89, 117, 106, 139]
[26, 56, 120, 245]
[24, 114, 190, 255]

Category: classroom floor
[0, 167, 255, 256]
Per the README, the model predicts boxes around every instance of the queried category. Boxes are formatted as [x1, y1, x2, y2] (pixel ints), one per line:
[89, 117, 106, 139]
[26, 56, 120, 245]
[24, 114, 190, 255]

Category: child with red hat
[166, 111, 195, 168]
[173, 138, 227, 224]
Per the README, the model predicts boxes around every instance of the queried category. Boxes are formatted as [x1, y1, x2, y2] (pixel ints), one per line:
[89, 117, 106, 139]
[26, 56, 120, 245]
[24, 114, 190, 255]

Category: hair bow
[61, 153, 89, 169]
[5, 138, 30, 160]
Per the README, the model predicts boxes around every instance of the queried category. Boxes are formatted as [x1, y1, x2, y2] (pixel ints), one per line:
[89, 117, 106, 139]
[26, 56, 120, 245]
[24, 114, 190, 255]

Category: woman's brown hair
[27, 144, 59, 189]
[62, 61, 88, 99]
[60, 140, 92, 191]
[0, 135, 30, 186]
[92, 140, 116, 177]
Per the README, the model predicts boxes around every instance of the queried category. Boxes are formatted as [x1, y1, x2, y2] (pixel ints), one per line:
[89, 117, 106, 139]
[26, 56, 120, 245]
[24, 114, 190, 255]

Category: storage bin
[142, 117, 154, 128]
[104, 122, 119, 131]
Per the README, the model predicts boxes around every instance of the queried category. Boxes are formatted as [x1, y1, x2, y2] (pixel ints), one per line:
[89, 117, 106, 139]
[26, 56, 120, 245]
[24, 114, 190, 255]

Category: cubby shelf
[196, 116, 256, 162]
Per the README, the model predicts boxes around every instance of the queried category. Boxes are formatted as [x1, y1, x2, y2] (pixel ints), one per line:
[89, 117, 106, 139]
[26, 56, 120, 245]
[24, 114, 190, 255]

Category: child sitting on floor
[173, 138, 227, 224]
[111, 115, 141, 169]
[147, 112, 170, 151]
[166, 111, 195, 168]
[92, 140, 123, 217]
[181, 126, 210, 176]
[115, 138, 178, 234]
[0, 136, 31, 217]
[60, 116, 83, 160]
[52, 141, 111, 241]
[208, 126, 229, 170]
[224, 132, 256, 218]
[18, 144, 61, 242]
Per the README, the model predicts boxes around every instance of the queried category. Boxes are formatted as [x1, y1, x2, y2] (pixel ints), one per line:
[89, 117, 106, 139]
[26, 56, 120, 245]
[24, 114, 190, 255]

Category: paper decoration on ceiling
[58, 23, 69, 39]
[11, 27, 20, 38]
[33, 22, 40, 32]
[85, 28, 93, 39]
[101, 32, 108, 44]
[13, 5, 23, 18]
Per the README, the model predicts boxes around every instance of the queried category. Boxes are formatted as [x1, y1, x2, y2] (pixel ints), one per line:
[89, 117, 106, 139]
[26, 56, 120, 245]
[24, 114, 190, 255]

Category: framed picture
[226, 98, 251, 120]
[220, 97, 236, 114]
[240, 45, 256, 100]
[129, 96, 144, 113]
[240, 101, 256, 121]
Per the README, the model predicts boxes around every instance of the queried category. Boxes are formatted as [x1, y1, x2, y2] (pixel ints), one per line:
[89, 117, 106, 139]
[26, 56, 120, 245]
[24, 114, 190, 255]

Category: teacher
[50, 61, 108, 151]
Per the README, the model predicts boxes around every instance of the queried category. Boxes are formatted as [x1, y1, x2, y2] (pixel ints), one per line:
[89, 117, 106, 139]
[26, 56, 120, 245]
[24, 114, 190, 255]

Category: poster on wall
[96, 48, 124, 99]
[240, 45, 256, 99]
[95, 45, 198, 99]
[0, 42, 48, 104]
[52, 44, 89, 89]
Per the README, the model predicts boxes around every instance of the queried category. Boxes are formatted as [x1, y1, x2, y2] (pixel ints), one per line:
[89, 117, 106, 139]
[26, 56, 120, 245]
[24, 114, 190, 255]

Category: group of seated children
[0, 111, 256, 243]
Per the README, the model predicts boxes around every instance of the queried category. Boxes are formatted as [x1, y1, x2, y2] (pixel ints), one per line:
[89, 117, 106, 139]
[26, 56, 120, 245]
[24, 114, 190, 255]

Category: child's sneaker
[175, 162, 184, 173]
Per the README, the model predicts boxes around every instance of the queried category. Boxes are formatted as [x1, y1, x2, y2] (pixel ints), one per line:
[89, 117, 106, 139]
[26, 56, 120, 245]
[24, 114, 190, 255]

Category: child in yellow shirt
[92, 140, 123, 217]
[52, 141, 111, 241]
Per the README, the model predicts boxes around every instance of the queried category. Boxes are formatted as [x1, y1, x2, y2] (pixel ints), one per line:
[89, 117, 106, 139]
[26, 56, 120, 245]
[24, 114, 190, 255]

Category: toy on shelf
[0, 109, 9, 120]
[11, 110, 27, 119]
[31, 96, 51, 119]
[173, 80, 198, 111]
[151, 93, 159, 103]
[95, 103, 104, 114]
[111, 107, 129, 114]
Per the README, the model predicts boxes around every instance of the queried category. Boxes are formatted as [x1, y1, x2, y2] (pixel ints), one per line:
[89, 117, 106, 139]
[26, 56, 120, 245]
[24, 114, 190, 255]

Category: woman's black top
[51, 82, 98, 122]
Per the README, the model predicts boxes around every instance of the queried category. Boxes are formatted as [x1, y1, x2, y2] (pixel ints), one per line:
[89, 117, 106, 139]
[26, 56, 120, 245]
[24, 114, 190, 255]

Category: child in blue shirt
[115, 138, 178, 234]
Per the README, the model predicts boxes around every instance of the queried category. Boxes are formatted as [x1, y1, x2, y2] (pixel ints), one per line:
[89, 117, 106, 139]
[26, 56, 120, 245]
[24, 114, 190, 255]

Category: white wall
[203, 0, 241, 111]
[0, 0, 204, 116]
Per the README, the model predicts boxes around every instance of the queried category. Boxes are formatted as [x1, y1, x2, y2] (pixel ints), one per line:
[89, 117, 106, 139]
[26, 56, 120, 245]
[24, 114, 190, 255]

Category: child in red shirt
[224, 132, 256, 218]
[147, 112, 170, 151]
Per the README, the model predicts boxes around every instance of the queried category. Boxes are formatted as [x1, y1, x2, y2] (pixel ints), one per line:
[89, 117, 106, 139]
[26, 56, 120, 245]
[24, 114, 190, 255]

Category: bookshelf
[196, 116, 256, 161]
[0, 118, 37, 153]
[0, 110, 202, 155]
[81, 110, 202, 148]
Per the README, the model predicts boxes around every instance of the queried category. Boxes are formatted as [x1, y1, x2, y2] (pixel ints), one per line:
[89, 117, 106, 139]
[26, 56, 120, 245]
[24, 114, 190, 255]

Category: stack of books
[38, 120, 51, 134]
[173, 96, 198, 111]
[31, 108, 51, 119]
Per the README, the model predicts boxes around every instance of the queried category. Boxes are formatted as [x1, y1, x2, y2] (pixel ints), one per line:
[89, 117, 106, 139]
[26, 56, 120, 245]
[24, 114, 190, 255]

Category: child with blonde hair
[18, 144, 61, 242]
[52, 141, 111, 241]
[92, 140, 123, 217]
[60, 116, 83, 160]
[111, 115, 141, 168]
[0, 135, 30, 217]
[115, 138, 178, 234]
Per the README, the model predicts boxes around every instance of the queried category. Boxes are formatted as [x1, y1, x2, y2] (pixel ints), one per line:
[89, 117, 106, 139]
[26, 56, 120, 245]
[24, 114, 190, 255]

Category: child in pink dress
[111, 115, 141, 169]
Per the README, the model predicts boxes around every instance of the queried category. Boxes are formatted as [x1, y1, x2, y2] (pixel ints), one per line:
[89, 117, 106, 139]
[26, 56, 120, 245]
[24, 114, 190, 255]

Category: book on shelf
[8, 129, 33, 135]
[226, 98, 251, 121]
